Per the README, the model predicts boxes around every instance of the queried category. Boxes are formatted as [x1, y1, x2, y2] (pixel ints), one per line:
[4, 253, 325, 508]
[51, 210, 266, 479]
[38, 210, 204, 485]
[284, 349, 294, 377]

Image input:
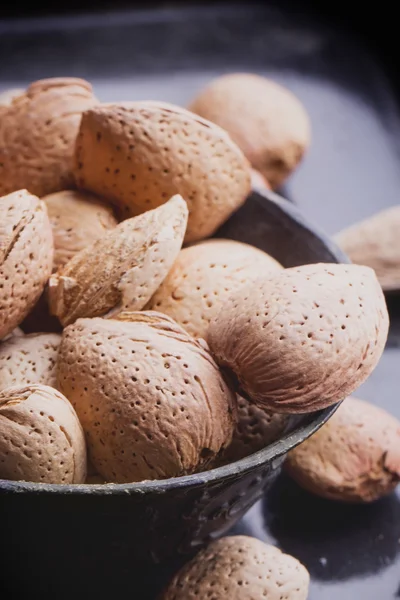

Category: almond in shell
[286, 396, 400, 502]
[147, 239, 281, 340]
[48, 195, 188, 326]
[0, 190, 54, 340]
[161, 535, 309, 600]
[44, 189, 117, 271]
[188, 73, 310, 189]
[0, 333, 61, 390]
[208, 263, 389, 413]
[74, 101, 250, 242]
[335, 206, 400, 291]
[0, 78, 97, 197]
[57, 312, 235, 483]
[0, 384, 86, 484]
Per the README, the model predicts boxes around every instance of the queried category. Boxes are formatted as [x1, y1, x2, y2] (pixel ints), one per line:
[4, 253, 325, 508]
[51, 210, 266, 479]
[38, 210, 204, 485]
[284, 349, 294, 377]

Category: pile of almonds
[1, 74, 399, 598]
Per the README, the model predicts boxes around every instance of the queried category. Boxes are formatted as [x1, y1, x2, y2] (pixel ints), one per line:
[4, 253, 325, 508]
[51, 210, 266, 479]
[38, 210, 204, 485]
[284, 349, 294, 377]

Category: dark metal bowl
[0, 188, 349, 600]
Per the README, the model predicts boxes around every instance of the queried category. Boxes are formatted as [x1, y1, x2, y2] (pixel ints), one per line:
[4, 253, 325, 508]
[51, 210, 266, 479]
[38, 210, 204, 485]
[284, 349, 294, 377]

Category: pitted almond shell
[335, 206, 400, 291]
[0, 78, 97, 197]
[74, 101, 251, 242]
[286, 396, 400, 502]
[48, 195, 188, 326]
[0, 333, 61, 390]
[147, 239, 281, 340]
[0, 190, 54, 340]
[208, 263, 389, 413]
[0, 384, 86, 484]
[57, 312, 236, 483]
[188, 73, 310, 189]
[161, 535, 309, 600]
[220, 394, 290, 464]
[44, 189, 117, 271]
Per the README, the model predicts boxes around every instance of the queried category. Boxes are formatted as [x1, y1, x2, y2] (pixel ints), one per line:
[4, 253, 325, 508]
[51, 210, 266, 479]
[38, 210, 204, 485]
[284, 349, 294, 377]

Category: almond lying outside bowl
[44, 189, 118, 271]
[188, 73, 311, 189]
[48, 194, 188, 326]
[0, 78, 97, 197]
[285, 396, 400, 502]
[57, 312, 235, 483]
[335, 206, 400, 292]
[74, 101, 251, 242]
[0, 333, 61, 391]
[208, 263, 389, 413]
[0, 190, 54, 340]
[147, 238, 281, 340]
[161, 535, 309, 600]
[0, 384, 86, 484]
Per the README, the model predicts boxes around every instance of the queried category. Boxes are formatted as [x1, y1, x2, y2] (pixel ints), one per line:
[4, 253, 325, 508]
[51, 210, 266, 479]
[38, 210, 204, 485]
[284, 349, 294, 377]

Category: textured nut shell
[147, 239, 281, 340]
[0, 88, 24, 106]
[44, 189, 117, 271]
[251, 168, 271, 190]
[162, 535, 309, 600]
[208, 264, 389, 413]
[0, 384, 86, 483]
[188, 73, 310, 189]
[286, 397, 400, 502]
[0, 190, 54, 340]
[335, 206, 400, 291]
[48, 195, 188, 326]
[74, 101, 250, 242]
[0, 78, 97, 197]
[221, 394, 290, 464]
[0, 333, 61, 390]
[57, 312, 235, 483]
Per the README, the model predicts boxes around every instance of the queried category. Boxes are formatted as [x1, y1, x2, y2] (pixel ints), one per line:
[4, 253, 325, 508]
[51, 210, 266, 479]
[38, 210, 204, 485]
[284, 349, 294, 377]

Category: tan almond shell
[0, 190, 54, 340]
[161, 535, 310, 600]
[286, 397, 400, 502]
[0, 333, 61, 390]
[0, 384, 86, 484]
[188, 73, 311, 189]
[208, 263, 389, 413]
[335, 206, 400, 291]
[48, 195, 188, 326]
[250, 168, 271, 190]
[0, 88, 24, 106]
[74, 101, 251, 242]
[220, 394, 290, 464]
[147, 239, 281, 340]
[57, 312, 236, 483]
[0, 78, 97, 197]
[43, 189, 118, 271]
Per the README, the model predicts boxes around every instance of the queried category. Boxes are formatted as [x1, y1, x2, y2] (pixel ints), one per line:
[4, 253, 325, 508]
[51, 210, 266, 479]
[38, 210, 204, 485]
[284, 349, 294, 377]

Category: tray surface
[1, 4, 399, 598]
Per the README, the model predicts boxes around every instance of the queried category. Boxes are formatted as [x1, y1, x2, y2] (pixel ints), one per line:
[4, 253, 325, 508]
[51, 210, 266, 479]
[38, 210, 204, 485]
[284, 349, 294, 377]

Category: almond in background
[188, 73, 310, 189]
[335, 206, 400, 291]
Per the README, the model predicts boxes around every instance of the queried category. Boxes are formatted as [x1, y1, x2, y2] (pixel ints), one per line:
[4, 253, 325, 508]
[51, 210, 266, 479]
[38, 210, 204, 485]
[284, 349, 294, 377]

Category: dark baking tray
[1, 3, 399, 599]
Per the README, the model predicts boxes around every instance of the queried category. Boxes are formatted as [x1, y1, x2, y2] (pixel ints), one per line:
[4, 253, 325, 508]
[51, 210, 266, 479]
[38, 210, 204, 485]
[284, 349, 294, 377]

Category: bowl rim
[0, 188, 349, 496]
